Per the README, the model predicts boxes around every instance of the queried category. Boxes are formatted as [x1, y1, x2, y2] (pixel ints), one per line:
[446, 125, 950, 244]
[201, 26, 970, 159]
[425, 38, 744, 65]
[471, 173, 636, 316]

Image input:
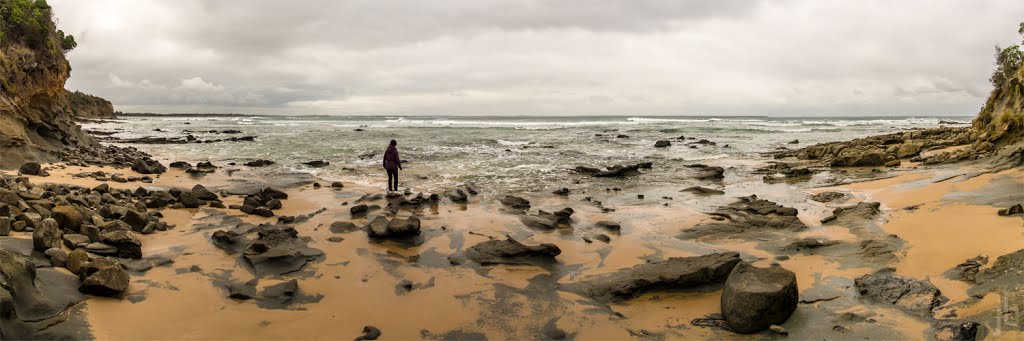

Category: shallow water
[84, 115, 971, 194]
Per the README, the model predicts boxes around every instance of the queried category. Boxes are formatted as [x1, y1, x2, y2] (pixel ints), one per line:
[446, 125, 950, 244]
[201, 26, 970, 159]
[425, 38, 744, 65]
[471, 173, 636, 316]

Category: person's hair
[389, 140, 397, 146]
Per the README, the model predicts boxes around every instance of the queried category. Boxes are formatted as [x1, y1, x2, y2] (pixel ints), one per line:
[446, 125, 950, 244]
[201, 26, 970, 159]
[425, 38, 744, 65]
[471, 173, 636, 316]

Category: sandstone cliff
[0, 0, 99, 168]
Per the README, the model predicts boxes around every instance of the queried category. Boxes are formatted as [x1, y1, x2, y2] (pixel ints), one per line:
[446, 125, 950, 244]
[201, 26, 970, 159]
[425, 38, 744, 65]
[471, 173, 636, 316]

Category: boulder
[45, 248, 68, 268]
[810, 191, 847, 203]
[997, 203, 1023, 216]
[18, 162, 43, 176]
[934, 321, 980, 341]
[191, 184, 218, 200]
[78, 258, 130, 296]
[681, 196, 805, 240]
[0, 217, 10, 236]
[499, 195, 530, 209]
[654, 140, 671, 148]
[262, 187, 288, 200]
[244, 159, 275, 167]
[367, 216, 421, 239]
[178, 192, 200, 208]
[99, 229, 143, 259]
[121, 209, 149, 231]
[595, 221, 621, 231]
[721, 262, 799, 333]
[520, 208, 574, 229]
[131, 159, 167, 174]
[66, 249, 90, 274]
[896, 143, 922, 159]
[565, 252, 741, 302]
[464, 238, 561, 266]
[62, 233, 91, 249]
[51, 206, 84, 231]
[303, 160, 330, 168]
[33, 218, 62, 252]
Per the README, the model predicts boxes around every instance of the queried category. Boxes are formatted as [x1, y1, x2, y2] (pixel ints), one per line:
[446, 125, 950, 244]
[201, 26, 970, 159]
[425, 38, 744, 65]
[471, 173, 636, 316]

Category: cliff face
[973, 63, 1024, 146]
[66, 90, 115, 118]
[0, 0, 98, 168]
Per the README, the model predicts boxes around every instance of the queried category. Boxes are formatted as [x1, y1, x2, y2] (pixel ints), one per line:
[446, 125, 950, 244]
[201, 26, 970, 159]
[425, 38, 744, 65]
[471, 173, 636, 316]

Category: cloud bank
[52, 0, 1024, 116]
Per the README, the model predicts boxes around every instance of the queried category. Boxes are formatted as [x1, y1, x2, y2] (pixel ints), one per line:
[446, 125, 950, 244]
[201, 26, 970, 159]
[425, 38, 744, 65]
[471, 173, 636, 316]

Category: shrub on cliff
[975, 21, 1024, 145]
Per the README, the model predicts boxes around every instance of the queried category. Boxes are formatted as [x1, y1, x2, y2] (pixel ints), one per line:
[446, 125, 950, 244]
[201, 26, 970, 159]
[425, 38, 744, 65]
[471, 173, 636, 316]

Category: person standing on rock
[383, 140, 402, 192]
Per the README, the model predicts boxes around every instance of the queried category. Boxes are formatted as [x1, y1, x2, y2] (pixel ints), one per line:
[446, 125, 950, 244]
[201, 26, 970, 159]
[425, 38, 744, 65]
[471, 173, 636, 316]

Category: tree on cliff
[0, 0, 73, 51]
[990, 21, 1024, 88]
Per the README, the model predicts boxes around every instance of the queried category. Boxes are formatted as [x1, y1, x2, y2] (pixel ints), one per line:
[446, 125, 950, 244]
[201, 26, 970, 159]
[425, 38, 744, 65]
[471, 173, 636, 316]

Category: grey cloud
[51, 0, 1024, 116]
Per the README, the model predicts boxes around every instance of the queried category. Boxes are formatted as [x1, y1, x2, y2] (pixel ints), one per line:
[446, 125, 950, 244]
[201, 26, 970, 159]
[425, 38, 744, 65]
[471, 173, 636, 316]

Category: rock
[92, 183, 110, 194]
[33, 218, 62, 252]
[464, 238, 561, 266]
[520, 208, 574, 229]
[178, 192, 200, 208]
[896, 143, 922, 159]
[350, 204, 369, 216]
[595, 221, 621, 231]
[79, 258, 130, 296]
[131, 159, 167, 174]
[62, 233, 90, 249]
[191, 184, 218, 200]
[355, 326, 382, 341]
[51, 206, 84, 231]
[244, 159, 275, 167]
[18, 162, 43, 176]
[721, 262, 799, 333]
[581, 162, 653, 178]
[66, 249, 89, 274]
[552, 188, 570, 196]
[262, 187, 288, 200]
[444, 189, 468, 203]
[688, 164, 725, 180]
[681, 196, 805, 239]
[85, 242, 118, 255]
[0, 217, 10, 236]
[499, 195, 531, 209]
[99, 229, 143, 259]
[240, 226, 324, 277]
[934, 321, 980, 341]
[593, 234, 611, 243]
[367, 216, 421, 239]
[565, 252, 741, 302]
[0, 249, 86, 336]
[654, 140, 671, 148]
[810, 191, 847, 202]
[788, 139, 799, 144]
[781, 238, 839, 252]
[331, 182, 344, 188]
[854, 272, 947, 317]
[253, 207, 274, 217]
[122, 209, 149, 231]
[997, 203, 1023, 216]
[303, 160, 330, 168]
[169, 161, 192, 170]
[820, 202, 881, 224]
[946, 255, 988, 283]
[45, 248, 68, 268]
[81, 224, 100, 242]
[884, 160, 901, 167]
[680, 186, 724, 195]
[769, 325, 789, 335]
[329, 221, 360, 234]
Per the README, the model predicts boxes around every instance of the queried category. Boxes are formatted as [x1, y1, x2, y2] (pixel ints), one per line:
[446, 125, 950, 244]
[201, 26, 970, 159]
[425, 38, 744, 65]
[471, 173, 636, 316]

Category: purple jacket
[383, 145, 401, 171]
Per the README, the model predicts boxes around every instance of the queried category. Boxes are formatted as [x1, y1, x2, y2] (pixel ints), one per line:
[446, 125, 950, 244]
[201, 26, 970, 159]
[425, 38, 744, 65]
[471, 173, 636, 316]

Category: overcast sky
[52, 0, 1024, 116]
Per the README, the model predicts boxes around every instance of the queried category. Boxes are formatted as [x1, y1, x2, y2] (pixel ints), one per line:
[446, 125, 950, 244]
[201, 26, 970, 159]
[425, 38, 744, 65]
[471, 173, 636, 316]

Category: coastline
[2, 134, 1020, 339]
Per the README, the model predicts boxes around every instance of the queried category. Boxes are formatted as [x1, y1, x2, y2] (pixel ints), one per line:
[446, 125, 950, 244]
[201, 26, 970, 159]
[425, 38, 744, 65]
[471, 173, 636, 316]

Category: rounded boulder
[720, 261, 798, 334]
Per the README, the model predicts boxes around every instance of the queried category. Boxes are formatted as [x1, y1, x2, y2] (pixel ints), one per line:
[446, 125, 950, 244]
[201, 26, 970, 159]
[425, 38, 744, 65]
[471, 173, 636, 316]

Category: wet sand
[3, 158, 1022, 340]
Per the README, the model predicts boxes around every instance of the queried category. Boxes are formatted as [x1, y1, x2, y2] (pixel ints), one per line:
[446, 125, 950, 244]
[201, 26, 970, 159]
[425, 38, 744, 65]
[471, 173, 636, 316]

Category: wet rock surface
[563, 252, 741, 303]
[681, 195, 805, 240]
[463, 237, 561, 266]
[854, 272, 948, 318]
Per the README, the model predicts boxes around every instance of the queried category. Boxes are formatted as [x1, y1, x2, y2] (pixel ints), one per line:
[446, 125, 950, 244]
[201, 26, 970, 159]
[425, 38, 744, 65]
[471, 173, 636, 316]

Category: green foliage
[991, 44, 1023, 87]
[0, 0, 54, 49]
[56, 29, 75, 51]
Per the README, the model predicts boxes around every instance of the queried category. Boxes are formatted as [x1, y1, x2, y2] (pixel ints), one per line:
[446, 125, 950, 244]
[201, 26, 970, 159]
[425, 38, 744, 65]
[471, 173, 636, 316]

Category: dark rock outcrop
[681, 196, 805, 240]
[367, 216, 421, 239]
[854, 272, 947, 317]
[564, 252, 741, 302]
[464, 238, 561, 266]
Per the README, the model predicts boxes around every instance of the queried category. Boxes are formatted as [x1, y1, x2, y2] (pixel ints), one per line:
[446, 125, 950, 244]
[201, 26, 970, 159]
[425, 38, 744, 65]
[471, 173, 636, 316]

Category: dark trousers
[387, 169, 399, 191]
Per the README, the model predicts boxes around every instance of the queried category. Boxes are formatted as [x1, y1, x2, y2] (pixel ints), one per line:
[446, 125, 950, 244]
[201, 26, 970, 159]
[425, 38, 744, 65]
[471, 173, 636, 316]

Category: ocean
[82, 115, 973, 194]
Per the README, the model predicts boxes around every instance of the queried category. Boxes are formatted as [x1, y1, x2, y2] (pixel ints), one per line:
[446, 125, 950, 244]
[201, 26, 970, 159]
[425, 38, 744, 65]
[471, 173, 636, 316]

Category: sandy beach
[2, 147, 1020, 339]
